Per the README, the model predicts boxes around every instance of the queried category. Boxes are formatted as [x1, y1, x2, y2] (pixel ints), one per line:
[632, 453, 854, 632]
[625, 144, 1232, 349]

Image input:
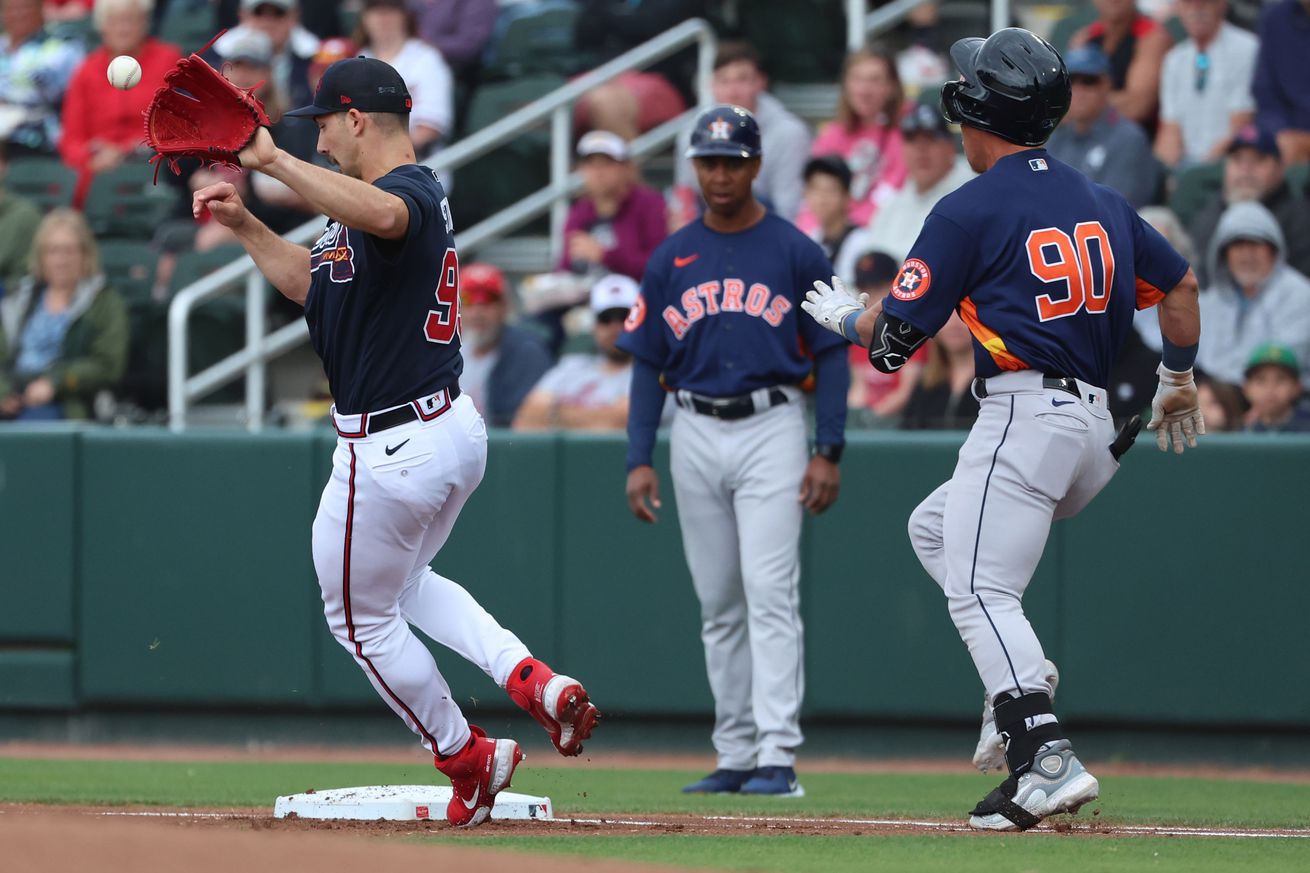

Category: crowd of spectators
[1, 0, 1309, 435]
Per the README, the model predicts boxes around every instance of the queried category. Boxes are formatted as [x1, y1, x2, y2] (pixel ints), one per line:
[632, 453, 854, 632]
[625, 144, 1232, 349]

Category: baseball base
[273, 784, 554, 821]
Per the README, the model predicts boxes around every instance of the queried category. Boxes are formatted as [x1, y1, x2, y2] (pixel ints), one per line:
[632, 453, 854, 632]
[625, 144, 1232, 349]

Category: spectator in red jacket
[59, 0, 180, 204]
[558, 129, 667, 282]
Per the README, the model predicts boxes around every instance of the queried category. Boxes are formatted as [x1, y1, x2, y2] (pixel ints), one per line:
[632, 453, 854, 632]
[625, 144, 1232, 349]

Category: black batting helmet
[941, 27, 1070, 148]
[685, 104, 762, 160]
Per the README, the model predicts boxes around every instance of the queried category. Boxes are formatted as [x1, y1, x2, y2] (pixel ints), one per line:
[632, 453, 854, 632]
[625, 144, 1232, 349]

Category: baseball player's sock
[506, 657, 600, 757]
[434, 724, 523, 828]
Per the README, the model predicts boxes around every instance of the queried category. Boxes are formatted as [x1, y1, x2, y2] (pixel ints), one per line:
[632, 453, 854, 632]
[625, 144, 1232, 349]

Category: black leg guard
[993, 691, 1065, 776]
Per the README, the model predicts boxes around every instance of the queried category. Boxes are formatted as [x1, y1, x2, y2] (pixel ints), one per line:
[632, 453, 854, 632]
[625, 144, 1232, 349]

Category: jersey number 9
[425, 247, 460, 344]
[1026, 222, 1115, 322]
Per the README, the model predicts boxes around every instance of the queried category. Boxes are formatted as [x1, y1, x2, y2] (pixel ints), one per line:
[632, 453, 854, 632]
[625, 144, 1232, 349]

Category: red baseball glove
[143, 36, 270, 180]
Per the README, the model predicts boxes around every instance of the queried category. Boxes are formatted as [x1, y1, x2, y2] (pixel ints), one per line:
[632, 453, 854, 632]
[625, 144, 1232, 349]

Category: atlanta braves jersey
[304, 164, 462, 415]
[883, 149, 1189, 388]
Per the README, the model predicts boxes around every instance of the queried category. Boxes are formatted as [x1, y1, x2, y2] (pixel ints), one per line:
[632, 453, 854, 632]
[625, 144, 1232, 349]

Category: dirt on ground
[3, 742, 1308, 873]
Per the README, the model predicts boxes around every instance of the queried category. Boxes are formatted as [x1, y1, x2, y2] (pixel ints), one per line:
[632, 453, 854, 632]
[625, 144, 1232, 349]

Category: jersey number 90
[1026, 222, 1115, 322]
[424, 247, 460, 344]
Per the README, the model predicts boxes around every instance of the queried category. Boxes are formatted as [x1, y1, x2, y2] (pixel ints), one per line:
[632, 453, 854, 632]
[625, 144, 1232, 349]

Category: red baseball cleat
[506, 657, 600, 757]
[434, 725, 523, 828]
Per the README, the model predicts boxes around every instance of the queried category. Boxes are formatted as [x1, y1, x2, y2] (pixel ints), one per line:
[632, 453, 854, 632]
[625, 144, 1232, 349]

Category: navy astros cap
[286, 57, 412, 118]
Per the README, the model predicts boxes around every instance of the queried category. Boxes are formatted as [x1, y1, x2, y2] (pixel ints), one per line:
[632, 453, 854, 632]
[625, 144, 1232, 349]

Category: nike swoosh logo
[674, 254, 699, 267]
[1051, 399, 1075, 407]
[461, 785, 480, 810]
[384, 439, 410, 456]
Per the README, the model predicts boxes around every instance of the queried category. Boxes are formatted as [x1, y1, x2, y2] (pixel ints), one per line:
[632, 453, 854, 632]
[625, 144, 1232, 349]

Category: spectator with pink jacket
[797, 46, 907, 233]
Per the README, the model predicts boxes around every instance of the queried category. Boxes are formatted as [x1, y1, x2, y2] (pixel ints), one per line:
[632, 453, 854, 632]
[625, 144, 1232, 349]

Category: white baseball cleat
[968, 739, 1099, 831]
[973, 659, 1060, 773]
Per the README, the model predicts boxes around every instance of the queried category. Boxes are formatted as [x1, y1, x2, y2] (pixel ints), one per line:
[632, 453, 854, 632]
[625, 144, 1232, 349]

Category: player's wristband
[1161, 337, 1198, 372]
[840, 311, 862, 345]
[814, 443, 843, 465]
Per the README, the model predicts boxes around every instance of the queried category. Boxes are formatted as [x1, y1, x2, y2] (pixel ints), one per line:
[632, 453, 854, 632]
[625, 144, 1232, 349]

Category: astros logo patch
[892, 259, 931, 301]
[624, 293, 647, 331]
[709, 118, 732, 140]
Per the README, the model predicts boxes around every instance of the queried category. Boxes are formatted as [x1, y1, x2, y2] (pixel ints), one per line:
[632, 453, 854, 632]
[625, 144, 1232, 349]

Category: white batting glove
[802, 276, 867, 339]
[1145, 364, 1206, 454]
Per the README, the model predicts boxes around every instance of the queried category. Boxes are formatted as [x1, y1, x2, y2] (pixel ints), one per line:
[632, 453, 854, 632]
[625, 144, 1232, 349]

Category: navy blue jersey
[617, 213, 846, 395]
[883, 149, 1189, 387]
[303, 164, 462, 415]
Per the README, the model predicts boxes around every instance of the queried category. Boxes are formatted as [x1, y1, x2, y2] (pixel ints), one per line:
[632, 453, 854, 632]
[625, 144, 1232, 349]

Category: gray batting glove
[1146, 364, 1206, 454]
[802, 275, 867, 337]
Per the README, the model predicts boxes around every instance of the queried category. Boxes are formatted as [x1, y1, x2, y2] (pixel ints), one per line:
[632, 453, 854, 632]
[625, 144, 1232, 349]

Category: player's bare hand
[193, 181, 250, 229]
[626, 465, 662, 523]
[22, 377, 55, 407]
[237, 126, 278, 172]
[802, 276, 866, 343]
[1145, 364, 1206, 454]
[799, 456, 840, 514]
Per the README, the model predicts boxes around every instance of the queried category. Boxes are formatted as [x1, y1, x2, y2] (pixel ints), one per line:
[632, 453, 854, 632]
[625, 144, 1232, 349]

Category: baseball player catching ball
[803, 29, 1204, 830]
[191, 57, 598, 828]
[620, 104, 849, 797]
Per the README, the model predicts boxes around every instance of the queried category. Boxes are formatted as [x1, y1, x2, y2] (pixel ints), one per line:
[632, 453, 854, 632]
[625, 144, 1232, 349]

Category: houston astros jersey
[303, 164, 462, 415]
[617, 213, 846, 395]
[883, 149, 1189, 388]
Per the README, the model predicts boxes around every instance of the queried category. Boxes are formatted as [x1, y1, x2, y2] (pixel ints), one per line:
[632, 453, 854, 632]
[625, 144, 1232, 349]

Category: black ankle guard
[994, 691, 1065, 775]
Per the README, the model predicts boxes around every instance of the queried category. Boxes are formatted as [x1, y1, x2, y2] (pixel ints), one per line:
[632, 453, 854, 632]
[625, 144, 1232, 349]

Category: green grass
[2, 758, 1306, 872]
[438, 834, 1310, 873]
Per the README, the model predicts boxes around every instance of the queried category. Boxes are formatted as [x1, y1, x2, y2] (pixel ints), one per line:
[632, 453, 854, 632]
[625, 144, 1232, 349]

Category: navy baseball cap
[1064, 46, 1111, 78]
[901, 102, 951, 138]
[286, 57, 412, 118]
[1227, 124, 1279, 158]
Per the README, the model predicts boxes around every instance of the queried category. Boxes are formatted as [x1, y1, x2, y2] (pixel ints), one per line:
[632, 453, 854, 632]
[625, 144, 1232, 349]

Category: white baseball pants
[670, 396, 807, 770]
[908, 371, 1119, 704]
[312, 393, 531, 757]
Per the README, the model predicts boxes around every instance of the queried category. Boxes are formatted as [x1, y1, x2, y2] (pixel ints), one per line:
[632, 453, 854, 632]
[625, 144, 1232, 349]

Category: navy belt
[678, 388, 790, 421]
[368, 386, 462, 433]
[972, 374, 1079, 400]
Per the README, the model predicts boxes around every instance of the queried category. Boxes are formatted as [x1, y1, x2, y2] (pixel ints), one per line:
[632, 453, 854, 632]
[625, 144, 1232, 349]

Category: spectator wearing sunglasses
[1045, 46, 1159, 208]
[209, 0, 320, 111]
[513, 274, 650, 432]
[1155, 0, 1258, 169]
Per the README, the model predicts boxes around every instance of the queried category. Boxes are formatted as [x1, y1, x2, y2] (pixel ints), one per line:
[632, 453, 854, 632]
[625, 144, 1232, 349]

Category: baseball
[107, 55, 142, 90]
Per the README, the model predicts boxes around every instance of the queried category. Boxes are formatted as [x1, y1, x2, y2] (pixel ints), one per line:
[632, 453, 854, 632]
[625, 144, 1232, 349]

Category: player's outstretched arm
[1147, 269, 1204, 454]
[193, 181, 311, 304]
[239, 128, 410, 241]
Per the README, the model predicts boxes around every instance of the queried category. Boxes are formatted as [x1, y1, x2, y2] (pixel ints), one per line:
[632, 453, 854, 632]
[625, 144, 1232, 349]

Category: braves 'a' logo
[892, 258, 931, 301]
[310, 222, 356, 283]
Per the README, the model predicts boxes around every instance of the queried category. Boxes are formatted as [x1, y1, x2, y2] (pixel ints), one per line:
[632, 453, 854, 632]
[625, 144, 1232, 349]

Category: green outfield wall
[2, 427, 1307, 727]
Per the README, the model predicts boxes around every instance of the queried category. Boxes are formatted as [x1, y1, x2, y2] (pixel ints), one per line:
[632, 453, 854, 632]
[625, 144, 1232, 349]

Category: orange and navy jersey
[882, 149, 1188, 388]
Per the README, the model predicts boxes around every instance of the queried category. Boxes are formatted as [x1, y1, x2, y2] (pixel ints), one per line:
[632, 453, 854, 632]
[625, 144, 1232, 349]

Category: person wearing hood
[1196, 200, 1310, 389]
[1187, 124, 1310, 285]
[0, 209, 127, 420]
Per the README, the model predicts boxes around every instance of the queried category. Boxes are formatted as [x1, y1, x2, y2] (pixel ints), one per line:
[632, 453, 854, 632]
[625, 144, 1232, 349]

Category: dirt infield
[3, 809, 692, 873]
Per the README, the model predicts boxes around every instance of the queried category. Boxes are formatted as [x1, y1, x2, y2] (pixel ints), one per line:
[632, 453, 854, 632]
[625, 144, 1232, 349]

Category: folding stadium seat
[84, 162, 175, 238]
[4, 157, 78, 211]
[1168, 161, 1224, 228]
[98, 240, 158, 304]
[482, 1, 583, 82]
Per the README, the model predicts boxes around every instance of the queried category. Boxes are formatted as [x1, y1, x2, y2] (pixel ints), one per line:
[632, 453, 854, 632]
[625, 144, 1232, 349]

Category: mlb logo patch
[1029, 158, 1049, 172]
[415, 805, 430, 819]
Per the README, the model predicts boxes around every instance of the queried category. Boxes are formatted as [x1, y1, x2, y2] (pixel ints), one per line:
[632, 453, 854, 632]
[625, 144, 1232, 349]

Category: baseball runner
[188, 57, 598, 827]
[620, 105, 849, 797]
[803, 29, 1204, 830]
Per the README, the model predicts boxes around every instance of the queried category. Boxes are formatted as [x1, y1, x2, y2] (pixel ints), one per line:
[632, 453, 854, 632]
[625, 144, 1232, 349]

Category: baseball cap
[577, 130, 629, 162]
[854, 250, 900, 289]
[900, 102, 951, 139]
[1228, 124, 1280, 159]
[1244, 342, 1300, 378]
[221, 30, 273, 66]
[285, 57, 412, 118]
[590, 274, 639, 314]
[241, 0, 293, 11]
[803, 155, 852, 191]
[1063, 45, 1111, 78]
[460, 263, 506, 305]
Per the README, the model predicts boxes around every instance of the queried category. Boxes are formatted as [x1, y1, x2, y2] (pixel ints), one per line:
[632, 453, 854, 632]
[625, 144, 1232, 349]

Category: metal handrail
[168, 18, 716, 432]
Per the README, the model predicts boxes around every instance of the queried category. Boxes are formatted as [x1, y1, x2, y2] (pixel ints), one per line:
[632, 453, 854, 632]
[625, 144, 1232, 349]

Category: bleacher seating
[5, 157, 78, 212]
